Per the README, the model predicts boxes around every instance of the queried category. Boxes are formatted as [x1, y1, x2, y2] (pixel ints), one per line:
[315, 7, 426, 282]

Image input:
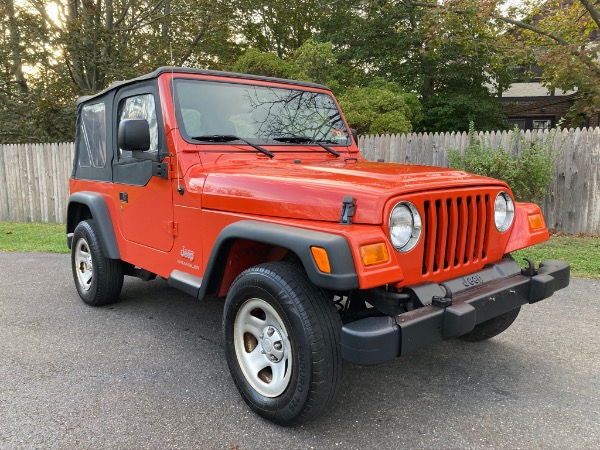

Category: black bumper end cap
[530, 260, 570, 303]
[341, 316, 399, 366]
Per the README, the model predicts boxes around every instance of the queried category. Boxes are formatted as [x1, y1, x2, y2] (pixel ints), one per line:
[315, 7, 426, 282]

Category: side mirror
[118, 119, 150, 151]
[350, 128, 359, 147]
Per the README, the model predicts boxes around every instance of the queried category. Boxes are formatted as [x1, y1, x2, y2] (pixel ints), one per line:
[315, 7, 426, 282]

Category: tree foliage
[337, 80, 422, 135]
[1, 0, 597, 143]
[318, 0, 512, 131]
[1, 0, 238, 143]
[497, 0, 600, 122]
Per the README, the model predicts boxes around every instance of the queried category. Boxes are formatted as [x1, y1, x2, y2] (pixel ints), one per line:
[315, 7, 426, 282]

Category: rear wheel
[458, 307, 521, 342]
[71, 220, 124, 306]
[223, 262, 343, 425]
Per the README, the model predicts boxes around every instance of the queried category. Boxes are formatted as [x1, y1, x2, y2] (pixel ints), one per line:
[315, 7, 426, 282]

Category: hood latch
[340, 196, 356, 224]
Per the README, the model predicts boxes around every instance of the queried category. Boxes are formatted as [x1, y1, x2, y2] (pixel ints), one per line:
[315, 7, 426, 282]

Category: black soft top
[76, 66, 330, 106]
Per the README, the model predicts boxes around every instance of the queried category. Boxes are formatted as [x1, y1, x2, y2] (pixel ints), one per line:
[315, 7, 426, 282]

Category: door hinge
[152, 162, 169, 179]
[164, 221, 178, 236]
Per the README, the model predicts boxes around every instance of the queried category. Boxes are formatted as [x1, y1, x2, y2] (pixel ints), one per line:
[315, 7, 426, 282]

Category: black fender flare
[67, 191, 121, 259]
[169, 220, 359, 299]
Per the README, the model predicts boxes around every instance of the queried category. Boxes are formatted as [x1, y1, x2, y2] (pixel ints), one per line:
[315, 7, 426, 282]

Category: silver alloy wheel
[233, 298, 293, 397]
[74, 237, 93, 291]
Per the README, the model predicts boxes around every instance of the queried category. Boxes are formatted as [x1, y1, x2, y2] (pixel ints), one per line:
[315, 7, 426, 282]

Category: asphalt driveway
[0, 252, 598, 449]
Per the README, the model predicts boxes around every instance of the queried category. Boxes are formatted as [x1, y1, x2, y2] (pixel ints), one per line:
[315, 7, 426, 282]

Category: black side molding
[168, 270, 203, 298]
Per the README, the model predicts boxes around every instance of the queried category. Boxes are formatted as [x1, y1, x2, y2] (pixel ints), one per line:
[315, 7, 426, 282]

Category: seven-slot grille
[421, 194, 491, 275]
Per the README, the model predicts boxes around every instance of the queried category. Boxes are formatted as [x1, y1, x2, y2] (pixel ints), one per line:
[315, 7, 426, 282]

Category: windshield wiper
[191, 135, 274, 158]
[273, 135, 341, 158]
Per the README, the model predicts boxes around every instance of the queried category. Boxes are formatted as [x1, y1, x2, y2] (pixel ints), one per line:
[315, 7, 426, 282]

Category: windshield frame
[172, 77, 352, 149]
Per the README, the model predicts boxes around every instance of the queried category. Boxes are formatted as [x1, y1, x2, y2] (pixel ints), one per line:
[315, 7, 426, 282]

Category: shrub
[447, 123, 560, 203]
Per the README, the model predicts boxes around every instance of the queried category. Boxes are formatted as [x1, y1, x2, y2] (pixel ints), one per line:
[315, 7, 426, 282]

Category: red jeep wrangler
[67, 67, 569, 425]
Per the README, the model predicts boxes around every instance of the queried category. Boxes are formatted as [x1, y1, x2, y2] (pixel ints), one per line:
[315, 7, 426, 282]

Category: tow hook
[521, 258, 538, 276]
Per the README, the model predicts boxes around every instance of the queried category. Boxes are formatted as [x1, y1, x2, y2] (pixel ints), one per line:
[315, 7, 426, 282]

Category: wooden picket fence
[0, 143, 75, 224]
[359, 127, 600, 235]
[0, 127, 599, 234]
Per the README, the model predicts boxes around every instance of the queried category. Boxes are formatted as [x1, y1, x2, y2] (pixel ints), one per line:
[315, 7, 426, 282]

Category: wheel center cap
[262, 338, 273, 352]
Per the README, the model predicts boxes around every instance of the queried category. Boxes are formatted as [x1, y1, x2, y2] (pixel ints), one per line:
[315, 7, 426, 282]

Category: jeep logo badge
[180, 246, 195, 262]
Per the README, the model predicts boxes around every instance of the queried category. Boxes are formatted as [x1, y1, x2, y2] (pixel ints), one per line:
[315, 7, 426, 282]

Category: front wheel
[223, 262, 343, 425]
[71, 219, 124, 306]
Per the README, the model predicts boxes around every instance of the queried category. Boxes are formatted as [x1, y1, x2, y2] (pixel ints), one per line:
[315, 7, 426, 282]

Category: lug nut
[267, 327, 275, 337]
[274, 342, 282, 350]
[259, 334, 264, 339]
[269, 355, 277, 362]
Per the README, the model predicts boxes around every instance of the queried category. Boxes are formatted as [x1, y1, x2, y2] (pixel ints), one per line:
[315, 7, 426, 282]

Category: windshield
[173, 79, 351, 146]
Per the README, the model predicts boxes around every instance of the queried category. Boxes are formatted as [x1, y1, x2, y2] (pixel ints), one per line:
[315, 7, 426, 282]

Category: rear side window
[78, 103, 106, 168]
[118, 94, 158, 157]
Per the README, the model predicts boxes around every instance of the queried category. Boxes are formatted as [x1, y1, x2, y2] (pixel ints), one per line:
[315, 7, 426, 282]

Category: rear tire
[458, 307, 521, 342]
[223, 262, 343, 425]
[71, 219, 124, 306]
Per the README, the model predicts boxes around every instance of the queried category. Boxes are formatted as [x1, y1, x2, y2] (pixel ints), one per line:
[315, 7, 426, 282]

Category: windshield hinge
[340, 196, 356, 225]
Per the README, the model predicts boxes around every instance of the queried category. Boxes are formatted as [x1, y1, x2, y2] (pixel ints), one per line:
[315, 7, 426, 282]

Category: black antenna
[169, 44, 184, 195]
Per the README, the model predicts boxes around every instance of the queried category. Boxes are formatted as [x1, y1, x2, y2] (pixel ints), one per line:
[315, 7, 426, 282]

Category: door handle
[119, 192, 128, 203]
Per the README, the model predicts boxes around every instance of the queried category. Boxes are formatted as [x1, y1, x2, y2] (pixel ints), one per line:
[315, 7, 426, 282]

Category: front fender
[67, 191, 120, 259]
[199, 220, 359, 298]
[504, 202, 550, 254]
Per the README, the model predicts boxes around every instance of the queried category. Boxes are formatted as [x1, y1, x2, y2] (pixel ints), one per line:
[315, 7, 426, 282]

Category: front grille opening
[464, 197, 472, 264]
[433, 199, 442, 272]
[482, 194, 490, 259]
[422, 201, 430, 274]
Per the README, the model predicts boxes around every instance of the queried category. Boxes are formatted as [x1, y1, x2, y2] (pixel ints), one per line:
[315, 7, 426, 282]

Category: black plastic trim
[341, 259, 570, 366]
[198, 220, 358, 299]
[168, 270, 203, 298]
[77, 66, 329, 106]
[66, 192, 120, 259]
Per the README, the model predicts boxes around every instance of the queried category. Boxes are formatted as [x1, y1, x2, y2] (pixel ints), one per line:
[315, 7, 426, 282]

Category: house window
[532, 119, 552, 131]
[507, 119, 526, 130]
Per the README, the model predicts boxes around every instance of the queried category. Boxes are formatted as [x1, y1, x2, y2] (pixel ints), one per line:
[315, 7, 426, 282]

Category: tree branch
[579, 0, 600, 30]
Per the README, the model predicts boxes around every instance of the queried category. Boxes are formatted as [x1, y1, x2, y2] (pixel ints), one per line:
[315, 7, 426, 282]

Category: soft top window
[117, 94, 159, 157]
[78, 102, 107, 168]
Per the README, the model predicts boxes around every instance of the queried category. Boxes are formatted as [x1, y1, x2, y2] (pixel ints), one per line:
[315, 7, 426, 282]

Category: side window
[78, 102, 106, 168]
[117, 94, 158, 158]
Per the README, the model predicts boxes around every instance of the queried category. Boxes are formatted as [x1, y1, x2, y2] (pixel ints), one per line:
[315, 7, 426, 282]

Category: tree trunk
[5, 0, 28, 94]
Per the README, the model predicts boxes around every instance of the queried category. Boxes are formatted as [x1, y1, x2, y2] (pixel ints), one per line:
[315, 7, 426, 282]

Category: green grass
[1, 222, 598, 278]
[0, 221, 68, 253]
[513, 235, 599, 279]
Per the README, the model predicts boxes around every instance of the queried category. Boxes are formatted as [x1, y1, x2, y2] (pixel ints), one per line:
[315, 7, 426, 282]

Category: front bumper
[341, 259, 570, 366]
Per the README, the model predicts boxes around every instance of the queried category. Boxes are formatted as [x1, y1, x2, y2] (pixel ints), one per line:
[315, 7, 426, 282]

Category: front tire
[223, 262, 343, 425]
[71, 220, 124, 306]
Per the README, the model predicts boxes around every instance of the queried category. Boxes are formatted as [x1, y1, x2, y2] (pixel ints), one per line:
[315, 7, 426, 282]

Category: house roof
[501, 82, 577, 98]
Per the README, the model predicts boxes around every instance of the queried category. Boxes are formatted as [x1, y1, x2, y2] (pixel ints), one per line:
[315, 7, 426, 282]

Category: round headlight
[494, 191, 515, 232]
[389, 202, 422, 252]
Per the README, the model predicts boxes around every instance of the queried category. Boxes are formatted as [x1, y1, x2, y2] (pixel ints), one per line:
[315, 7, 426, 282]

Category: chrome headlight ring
[389, 201, 422, 252]
[494, 191, 515, 232]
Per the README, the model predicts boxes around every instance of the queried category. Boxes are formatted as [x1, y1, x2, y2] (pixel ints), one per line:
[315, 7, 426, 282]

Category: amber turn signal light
[311, 246, 331, 273]
[360, 242, 389, 266]
[528, 213, 545, 230]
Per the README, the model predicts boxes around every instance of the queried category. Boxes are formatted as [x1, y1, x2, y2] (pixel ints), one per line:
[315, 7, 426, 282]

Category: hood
[193, 159, 506, 224]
